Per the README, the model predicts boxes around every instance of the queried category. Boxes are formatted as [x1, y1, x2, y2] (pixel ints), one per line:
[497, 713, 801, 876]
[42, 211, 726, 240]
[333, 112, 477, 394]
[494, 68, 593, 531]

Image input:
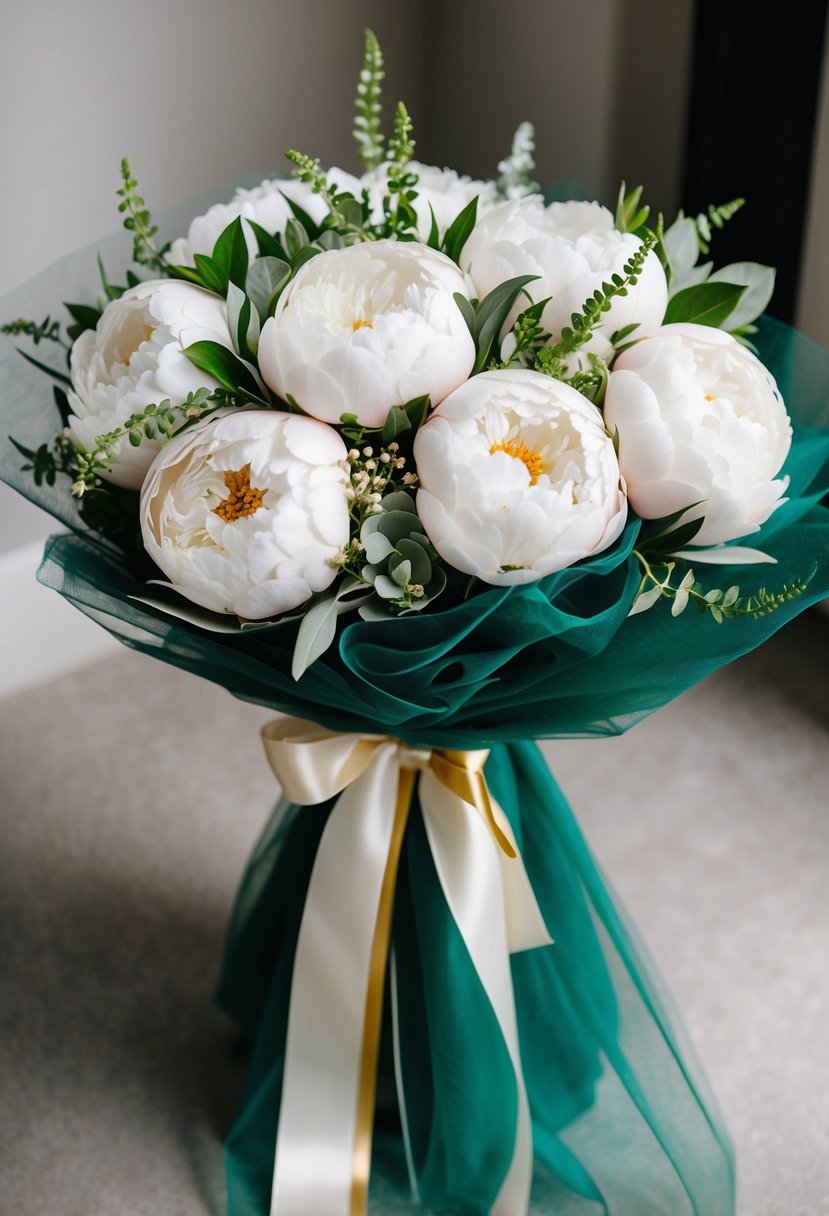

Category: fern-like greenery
[535, 231, 657, 381]
[118, 158, 166, 271]
[353, 29, 385, 171]
[694, 198, 745, 253]
[69, 387, 231, 496]
[1, 316, 66, 347]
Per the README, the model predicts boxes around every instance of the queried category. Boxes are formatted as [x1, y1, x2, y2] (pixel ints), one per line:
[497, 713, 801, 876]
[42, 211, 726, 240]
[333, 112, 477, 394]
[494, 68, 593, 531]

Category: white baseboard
[0, 539, 119, 700]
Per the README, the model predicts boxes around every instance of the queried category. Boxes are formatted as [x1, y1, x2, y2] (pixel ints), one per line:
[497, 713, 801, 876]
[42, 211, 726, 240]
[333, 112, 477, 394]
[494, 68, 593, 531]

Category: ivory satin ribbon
[261, 718, 552, 1216]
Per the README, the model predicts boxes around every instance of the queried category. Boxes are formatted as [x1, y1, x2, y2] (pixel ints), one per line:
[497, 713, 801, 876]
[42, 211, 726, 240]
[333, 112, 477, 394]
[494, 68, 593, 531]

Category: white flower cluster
[66, 170, 791, 625]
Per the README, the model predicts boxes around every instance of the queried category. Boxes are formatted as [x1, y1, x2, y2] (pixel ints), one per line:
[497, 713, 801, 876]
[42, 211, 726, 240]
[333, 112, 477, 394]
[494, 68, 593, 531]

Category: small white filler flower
[461, 198, 668, 357]
[257, 239, 475, 427]
[413, 369, 627, 585]
[604, 323, 792, 545]
[140, 410, 349, 619]
[68, 279, 232, 490]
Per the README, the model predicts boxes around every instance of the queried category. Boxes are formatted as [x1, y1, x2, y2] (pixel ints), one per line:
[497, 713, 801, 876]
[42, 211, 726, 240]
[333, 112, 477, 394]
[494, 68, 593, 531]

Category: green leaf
[183, 340, 263, 398]
[471, 274, 539, 373]
[280, 192, 320, 238]
[16, 349, 71, 386]
[663, 281, 746, 328]
[709, 262, 776, 330]
[247, 220, 286, 260]
[192, 254, 226, 295]
[442, 196, 478, 265]
[211, 216, 249, 290]
[246, 256, 292, 321]
[380, 405, 411, 446]
[291, 594, 339, 680]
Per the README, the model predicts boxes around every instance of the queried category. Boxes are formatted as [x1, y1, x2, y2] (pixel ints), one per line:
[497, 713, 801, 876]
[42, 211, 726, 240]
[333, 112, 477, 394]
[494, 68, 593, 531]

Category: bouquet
[3, 29, 829, 1216]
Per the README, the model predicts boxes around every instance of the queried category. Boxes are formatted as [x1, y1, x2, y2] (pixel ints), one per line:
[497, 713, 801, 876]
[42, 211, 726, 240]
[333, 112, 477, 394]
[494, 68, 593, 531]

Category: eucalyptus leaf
[671, 545, 777, 565]
[291, 594, 339, 680]
[628, 584, 663, 615]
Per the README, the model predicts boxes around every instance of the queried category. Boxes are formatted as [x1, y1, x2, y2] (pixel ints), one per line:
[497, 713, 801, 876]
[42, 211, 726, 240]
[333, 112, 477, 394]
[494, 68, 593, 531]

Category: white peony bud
[140, 410, 349, 619]
[257, 240, 475, 427]
[604, 323, 792, 545]
[413, 368, 627, 585]
[460, 198, 668, 356]
[67, 279, 232, 490]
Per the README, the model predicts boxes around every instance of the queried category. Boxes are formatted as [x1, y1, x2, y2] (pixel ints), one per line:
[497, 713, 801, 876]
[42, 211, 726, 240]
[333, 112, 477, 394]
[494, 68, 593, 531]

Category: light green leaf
[709, 262, 776, 330]
[291, 595, 338, 680]
[671, 545, 777, 564]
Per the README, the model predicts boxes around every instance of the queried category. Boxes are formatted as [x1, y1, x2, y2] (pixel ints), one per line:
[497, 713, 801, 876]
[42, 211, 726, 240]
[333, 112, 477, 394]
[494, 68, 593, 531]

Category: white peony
[460, 198, 668, 357]
[413, 369, 627, 585]
[165, 174, 358, 267]
[257, 239, 475, 427]
[604, 323, 792, 545]
[68, 279, 232, 490]
[140, 410, 349, 619]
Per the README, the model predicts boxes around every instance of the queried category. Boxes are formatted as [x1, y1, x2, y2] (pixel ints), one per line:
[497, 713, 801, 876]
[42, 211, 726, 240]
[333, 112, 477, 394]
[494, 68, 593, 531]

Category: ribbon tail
[419, 770, 536, 1216]
[270, 743, 403, 1216]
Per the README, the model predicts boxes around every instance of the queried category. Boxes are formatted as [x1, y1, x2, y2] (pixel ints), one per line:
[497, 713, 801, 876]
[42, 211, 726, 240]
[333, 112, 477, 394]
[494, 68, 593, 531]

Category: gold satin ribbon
[261, 722, 518, 1216]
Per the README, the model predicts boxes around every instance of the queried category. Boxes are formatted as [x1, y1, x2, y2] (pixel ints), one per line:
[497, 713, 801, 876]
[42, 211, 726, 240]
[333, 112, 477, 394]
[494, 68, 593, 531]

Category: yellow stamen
[352, 318, 374, 331]
[704, 393, 715, 401]
[212, 464, 266, 523]
[489, 438, 545, 486]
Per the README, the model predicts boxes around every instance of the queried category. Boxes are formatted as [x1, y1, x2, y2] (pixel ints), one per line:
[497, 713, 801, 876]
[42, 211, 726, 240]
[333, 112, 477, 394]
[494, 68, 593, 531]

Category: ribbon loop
[261, 717, 551, 1216]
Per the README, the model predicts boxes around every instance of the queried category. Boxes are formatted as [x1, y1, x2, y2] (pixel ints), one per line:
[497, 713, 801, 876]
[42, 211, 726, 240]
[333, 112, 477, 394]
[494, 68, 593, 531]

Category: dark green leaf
[192, 254, 226, 295]
[472, 274, 539, 373]
[663, 281, 746, 328]
[17, 349, 71, 385]
[247, 220, 286, 260]
[183, 340, 263, 398]
[211, 216, 249, 290]
[442, 196, 478, 265]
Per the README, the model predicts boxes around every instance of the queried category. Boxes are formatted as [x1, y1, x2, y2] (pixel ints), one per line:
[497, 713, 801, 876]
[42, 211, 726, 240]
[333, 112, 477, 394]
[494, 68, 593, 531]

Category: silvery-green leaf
[628, 584, 663, 615]
[671, 589, 690, 616]
[389, 556, 412, 588]
[358, 598, 392, 622]
[291, 594, 338, 680]
[363, 530, 395, 564]
[709, 262, 776, 330]
[374, 574, 402, 599]
[246, 256, 291, 321]
[671, 546, 777, 564]
[663, 216, 699, 283]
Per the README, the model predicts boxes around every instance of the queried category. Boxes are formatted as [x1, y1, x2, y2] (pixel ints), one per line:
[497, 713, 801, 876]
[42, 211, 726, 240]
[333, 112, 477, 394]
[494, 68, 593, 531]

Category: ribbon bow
[261, 718, 551, 1216]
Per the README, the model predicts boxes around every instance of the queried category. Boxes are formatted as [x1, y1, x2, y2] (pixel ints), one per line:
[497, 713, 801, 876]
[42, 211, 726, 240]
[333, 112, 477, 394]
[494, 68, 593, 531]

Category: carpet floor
[1, 611, 827, 1216]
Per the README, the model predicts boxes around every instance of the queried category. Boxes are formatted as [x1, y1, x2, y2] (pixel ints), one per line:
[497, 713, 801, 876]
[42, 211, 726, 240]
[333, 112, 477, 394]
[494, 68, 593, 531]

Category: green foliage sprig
[694, 198, 745, 254]
[69, 387, 232, 497]
[285, 150, 371, 241]
[353, 29, 385, 171]
[381, 102, 419, 238]
[117, 158, 167, 271]
[534, 231, 657, 382]
[630, 550, 809, 622]
[10, 433, 75, 487]
[1, 316, 66, 347]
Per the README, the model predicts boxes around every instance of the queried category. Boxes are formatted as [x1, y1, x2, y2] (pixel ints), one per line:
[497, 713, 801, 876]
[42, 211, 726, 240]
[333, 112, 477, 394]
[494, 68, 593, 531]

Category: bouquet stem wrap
[218, 741, 736, 1216]
[259, 719, 551, 1216]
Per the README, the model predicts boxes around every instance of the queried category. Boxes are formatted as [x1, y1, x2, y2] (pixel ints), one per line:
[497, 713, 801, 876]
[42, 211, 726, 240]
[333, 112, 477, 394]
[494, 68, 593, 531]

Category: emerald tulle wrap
[2, 215, 829, 1215]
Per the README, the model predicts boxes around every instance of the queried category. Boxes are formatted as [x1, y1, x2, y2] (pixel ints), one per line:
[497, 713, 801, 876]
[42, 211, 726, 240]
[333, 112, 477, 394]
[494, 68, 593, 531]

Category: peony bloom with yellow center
[67, 279, 232, 490]
[140, 410, 349, 619]
[604, 323, 792, 546]
[257, 240, 476, 427]
[413, 369, 627, 585]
